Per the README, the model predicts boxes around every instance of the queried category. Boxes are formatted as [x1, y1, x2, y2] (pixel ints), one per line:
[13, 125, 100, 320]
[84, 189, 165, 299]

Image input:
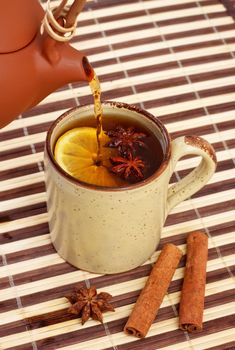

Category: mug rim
[45, 101, 171, 192]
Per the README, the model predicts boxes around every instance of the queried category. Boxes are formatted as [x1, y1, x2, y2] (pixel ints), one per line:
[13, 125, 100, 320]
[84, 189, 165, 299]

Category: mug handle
[166, 135, 217, 214]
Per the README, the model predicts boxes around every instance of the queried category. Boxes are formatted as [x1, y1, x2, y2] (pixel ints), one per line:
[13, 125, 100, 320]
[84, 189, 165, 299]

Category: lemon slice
[54, 127, 126, 187]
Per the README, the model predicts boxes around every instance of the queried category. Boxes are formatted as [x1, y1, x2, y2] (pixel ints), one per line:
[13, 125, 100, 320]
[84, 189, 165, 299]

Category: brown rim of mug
[45, 101, 172, 192]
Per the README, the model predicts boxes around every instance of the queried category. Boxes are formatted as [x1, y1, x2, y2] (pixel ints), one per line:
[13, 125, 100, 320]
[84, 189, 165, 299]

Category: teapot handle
[65, 0, 87, 28]
[41, 0, 86, 42]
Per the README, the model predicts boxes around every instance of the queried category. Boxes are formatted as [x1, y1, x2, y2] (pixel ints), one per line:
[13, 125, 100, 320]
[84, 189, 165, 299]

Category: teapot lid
[0, 0, 44, 53]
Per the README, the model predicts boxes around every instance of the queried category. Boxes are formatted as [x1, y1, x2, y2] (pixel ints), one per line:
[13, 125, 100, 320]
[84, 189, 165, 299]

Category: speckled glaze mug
[44, 102, 216, 274]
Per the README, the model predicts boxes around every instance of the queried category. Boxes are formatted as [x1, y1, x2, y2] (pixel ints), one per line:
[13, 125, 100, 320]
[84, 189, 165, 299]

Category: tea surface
[54, 114, 163, 187]
[54, 71, 164, 187]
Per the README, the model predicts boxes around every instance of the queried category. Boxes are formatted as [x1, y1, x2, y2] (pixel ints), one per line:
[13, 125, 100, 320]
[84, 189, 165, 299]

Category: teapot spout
[42, 35, 94, 85]
[81, 56, 95, 81]
[42, 35, 94, 96]
[60, 48, 94, 83]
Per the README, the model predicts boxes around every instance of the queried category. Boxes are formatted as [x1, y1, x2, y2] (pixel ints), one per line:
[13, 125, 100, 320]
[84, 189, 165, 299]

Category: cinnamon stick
[179, 231, 208, 333]
[124, 243, 182, 338]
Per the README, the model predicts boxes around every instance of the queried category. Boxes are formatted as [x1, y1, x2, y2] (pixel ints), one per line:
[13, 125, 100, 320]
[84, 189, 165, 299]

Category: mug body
[44, 102, 171, 274]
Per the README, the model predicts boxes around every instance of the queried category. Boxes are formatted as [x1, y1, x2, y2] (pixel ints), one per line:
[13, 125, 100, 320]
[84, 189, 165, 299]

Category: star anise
[110, 153, 145, 180]
[66, 286, 115, 324]
[106, 126, 147, 156]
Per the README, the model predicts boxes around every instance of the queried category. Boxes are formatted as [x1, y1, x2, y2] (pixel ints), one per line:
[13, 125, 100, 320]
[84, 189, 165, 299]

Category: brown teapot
[0, 0, 93, 128]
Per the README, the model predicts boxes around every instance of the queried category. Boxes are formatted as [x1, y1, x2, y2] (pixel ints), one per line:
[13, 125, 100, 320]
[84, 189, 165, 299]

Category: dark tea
[54, 71, 164, 187]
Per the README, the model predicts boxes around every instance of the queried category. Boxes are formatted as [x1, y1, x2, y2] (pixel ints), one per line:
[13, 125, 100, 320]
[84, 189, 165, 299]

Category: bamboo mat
[1, 0, 235, 349]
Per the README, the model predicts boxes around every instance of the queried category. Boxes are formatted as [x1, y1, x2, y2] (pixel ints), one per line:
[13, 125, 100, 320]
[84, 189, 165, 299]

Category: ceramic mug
[44, 101, 216, 274]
